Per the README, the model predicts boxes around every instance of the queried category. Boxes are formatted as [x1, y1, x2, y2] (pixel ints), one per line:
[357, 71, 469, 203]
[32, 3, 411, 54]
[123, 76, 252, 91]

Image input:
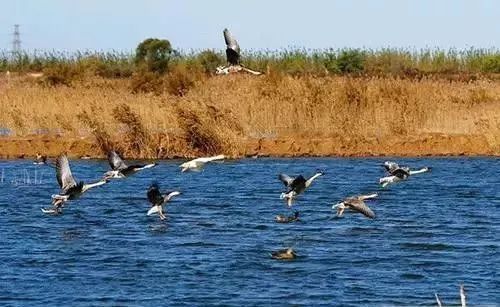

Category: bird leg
[158, 206, 166, 220]
[332, 203, 345, 217]
[52, 199, 65, 213]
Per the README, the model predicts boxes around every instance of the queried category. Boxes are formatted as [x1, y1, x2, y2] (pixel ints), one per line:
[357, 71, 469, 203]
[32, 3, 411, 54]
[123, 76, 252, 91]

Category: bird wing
[223, 28, 240, 65]
[56, 154, 77, 191]
[147, 183, 164, 205]
[194, 155, 225, 163]
[223, 28, 240, 53]
[163, 191, 181, 202]
[108, 151, 128, 170]
[278, 174, 295, 187]
[345, 199, 375, 219]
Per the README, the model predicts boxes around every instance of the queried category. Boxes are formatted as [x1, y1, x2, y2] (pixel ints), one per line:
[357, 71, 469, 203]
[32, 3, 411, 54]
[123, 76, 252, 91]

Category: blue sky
[1, 0, 499, 52]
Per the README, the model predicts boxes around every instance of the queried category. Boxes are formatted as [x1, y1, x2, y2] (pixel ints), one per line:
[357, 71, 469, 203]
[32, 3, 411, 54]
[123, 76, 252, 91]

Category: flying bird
[146, 183, 181, 220]
[332, 193, 378, 219]
[380, 161, 430, 187]
[179, 155, 225, 172]
[279, 171, 324, 207]
[215, 28, 262, 75]
[42, 154, 108, 214]
[103, 150, 157, 179]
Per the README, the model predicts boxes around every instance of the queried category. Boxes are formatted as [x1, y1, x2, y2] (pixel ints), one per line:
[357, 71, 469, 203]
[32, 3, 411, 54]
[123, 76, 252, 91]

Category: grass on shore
[1, 47, 500, 79]
[1, 70, 499, 157]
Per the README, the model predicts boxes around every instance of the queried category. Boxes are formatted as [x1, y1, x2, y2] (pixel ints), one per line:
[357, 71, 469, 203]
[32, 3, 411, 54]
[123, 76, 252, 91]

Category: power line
[12, 24, 21, 53]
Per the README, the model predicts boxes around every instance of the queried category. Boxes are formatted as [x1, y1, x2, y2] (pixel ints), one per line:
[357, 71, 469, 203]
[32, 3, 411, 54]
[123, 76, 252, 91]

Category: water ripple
[0, 157, 498, 305]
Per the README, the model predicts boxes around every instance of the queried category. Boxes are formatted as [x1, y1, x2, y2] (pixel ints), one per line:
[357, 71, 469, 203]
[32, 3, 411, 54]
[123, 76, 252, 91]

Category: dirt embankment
[0, 74, 499, 159]
[0, 133, 495, 159]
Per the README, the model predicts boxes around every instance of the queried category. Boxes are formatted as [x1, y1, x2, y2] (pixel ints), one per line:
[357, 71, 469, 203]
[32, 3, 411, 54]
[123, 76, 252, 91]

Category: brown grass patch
[0, 74, 499, 157]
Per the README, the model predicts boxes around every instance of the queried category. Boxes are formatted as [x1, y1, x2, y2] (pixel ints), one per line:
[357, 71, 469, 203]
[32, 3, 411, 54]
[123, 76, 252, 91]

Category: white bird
[279, 171, 324, 207]
[179, 155, 225, 172]
[43, 154, 108, 214]
[103, 150, 157, 179]
[332, 193, 378, 219]
[146, 183, 181, 220]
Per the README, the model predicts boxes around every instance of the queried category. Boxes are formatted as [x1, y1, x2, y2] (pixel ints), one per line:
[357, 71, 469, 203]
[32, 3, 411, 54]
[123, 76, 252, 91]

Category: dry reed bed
[0, 74, 499, 158]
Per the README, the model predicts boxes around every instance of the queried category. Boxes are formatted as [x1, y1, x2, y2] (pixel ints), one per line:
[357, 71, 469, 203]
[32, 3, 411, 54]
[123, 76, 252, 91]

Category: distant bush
[1, 47, 500, 79]
[77, 110, 113, 153]
[135, 38, 173, 73]
[337, 49, 365, 74]
[481, 55, 500, 73]
[175, 106, 224, 155]
[41, 63, 81, 87]
[164, 64, 197, 97]
[322, 51, 340, 74]
[130, 69, 163, 95]
[112, 104, 151, 157]
[197, 50, 224, 75]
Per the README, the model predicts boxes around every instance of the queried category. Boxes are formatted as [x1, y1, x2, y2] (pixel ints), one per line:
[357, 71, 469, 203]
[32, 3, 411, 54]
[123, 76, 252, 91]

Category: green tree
[337, 49, 365, 74]
[135, 38, 173, 73]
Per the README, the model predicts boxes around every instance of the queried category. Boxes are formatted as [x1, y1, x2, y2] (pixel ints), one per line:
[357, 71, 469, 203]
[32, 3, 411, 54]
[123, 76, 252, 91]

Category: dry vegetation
[0, 70, 499, 158]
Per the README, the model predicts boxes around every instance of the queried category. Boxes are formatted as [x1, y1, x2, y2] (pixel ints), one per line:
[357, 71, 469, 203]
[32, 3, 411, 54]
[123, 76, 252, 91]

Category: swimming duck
[332, 193, 378, 219]
[275, 211, 300, 223]
[279, 171, 324, 207]
[270, 248, 297, 260]
[43, 154, 108, 214]
[146, 183, 181, 220]
[33, 152, 47, 165]
[104, 150, 157, 179]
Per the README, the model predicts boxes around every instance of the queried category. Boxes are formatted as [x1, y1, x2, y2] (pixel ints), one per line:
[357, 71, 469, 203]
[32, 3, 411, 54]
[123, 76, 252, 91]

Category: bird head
[332, 202, 345, 210]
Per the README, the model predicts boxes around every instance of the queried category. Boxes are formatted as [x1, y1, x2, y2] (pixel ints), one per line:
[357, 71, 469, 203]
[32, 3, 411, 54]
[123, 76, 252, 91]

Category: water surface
[0, 157, 498, 306]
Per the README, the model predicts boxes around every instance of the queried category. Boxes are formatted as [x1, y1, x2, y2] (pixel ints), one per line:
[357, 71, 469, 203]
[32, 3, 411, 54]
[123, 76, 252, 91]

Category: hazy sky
[1, 0, 499, 52]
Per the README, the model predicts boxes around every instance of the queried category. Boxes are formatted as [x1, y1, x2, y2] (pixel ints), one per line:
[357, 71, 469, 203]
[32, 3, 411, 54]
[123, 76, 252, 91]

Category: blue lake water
[0, 157, 498, 306]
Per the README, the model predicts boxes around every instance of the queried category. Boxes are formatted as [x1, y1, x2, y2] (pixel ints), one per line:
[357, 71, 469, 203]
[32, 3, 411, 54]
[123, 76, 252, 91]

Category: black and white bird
[103, 150, 157, 179]
[43, 154, 108, 214]
[279, 171, 324, 207]
[380, 161, 430, 187]
[179, 155, 225, 172]
[215, 28, 262, 75]
[332, 193, 378, 219]
[146, 183, 181, 220]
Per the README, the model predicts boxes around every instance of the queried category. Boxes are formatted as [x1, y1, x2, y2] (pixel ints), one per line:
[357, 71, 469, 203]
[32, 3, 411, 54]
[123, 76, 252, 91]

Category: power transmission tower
[12, 24, 21, 54]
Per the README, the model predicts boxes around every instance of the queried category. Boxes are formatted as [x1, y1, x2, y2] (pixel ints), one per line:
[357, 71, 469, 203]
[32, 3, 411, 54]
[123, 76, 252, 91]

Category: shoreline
[1, 133, 497, 159]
